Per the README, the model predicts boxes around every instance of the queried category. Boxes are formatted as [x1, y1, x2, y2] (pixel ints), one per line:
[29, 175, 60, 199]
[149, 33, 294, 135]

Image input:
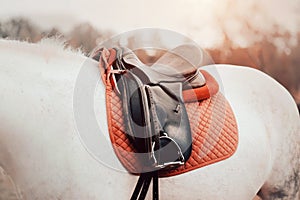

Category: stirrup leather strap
[130, 172, 159, 200]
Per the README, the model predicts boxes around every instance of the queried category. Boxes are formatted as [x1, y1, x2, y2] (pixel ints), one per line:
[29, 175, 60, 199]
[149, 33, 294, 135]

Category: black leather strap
[130, 172, 159, 200]
[153, 172, 159, 200]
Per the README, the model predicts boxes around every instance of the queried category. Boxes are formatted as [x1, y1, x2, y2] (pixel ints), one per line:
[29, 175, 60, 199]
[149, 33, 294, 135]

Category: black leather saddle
[101, 47, 207, 200]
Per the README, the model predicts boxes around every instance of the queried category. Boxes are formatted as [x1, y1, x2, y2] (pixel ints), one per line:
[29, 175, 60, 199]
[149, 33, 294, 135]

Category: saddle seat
[122, 49, 206, 88]
[122, 48, 213, 103]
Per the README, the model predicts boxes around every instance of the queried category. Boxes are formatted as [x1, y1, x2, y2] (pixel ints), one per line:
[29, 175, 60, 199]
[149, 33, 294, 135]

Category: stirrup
[151, 133, 185, 169]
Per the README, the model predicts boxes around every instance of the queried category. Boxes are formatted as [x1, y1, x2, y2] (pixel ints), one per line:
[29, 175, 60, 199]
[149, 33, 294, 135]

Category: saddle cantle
[96, 46, 238, 200]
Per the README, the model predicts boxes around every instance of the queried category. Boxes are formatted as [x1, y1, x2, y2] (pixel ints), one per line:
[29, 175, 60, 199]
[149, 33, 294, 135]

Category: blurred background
[0, 0, 299, 198]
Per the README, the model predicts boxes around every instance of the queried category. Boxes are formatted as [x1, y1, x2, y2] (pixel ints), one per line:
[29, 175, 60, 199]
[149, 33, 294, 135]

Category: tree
[67, 22, 111, 55]
[0, 18, 41, 42]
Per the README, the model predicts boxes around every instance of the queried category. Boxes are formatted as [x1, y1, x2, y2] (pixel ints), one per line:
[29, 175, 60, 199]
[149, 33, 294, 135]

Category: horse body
[0, 39, 299, 200]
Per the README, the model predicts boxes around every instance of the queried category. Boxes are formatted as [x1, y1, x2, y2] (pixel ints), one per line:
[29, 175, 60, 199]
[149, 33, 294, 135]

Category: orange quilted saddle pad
[98, 50, 239, 177]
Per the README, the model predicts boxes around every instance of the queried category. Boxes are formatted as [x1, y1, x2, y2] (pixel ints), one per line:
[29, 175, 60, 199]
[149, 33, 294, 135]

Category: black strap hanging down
[130, 172, 159, 200]
[104, 47, 193, 200]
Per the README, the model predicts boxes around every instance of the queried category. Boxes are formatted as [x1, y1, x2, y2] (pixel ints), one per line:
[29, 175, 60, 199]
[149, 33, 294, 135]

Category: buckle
[107, 66, 126, 95]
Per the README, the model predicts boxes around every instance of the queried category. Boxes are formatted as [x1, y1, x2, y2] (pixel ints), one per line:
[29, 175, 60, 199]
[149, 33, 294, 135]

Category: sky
[0, 0, 299, 49]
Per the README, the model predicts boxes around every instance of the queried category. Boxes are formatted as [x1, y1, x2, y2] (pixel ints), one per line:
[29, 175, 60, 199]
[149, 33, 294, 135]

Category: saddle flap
[146, 83, 193, 163]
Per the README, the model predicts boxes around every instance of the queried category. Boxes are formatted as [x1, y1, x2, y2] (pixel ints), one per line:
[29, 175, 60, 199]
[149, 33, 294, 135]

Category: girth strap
[131, 172, 159, 200]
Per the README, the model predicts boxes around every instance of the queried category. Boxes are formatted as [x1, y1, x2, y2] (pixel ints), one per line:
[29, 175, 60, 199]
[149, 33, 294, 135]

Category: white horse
[0, 39, 299, 200]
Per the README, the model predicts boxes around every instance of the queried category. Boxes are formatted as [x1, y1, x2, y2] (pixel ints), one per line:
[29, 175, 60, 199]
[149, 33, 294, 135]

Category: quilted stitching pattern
[104, 73, 238, 177]
[160, 92, 238, 177]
